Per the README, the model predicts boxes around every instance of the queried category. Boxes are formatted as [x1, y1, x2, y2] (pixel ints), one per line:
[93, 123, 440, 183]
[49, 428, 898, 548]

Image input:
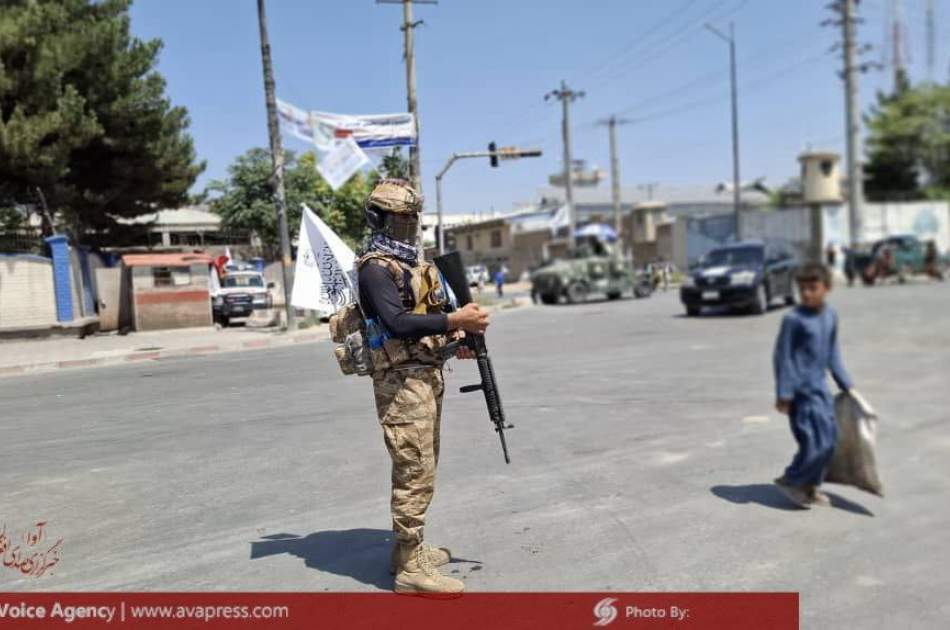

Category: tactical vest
[329, 252, 450, 376]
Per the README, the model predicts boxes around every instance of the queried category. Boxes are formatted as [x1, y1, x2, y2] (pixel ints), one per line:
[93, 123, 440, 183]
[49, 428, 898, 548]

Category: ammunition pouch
[329, 252, 453, 377]
[334, 331, 373, 376]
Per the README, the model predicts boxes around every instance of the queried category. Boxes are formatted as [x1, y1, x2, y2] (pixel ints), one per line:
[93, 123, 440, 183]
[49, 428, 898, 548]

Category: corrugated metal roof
[122, 252, 213, 267]
[119, 205, 221, 228]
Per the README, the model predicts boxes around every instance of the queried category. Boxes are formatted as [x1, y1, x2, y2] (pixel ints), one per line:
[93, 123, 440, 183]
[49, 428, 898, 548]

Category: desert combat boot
[393, 543, 464, 596]
[390, 543, 451, 575]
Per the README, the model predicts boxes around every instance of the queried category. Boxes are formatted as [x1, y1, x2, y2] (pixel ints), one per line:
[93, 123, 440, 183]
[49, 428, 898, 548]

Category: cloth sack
[825, 389, 884, 496]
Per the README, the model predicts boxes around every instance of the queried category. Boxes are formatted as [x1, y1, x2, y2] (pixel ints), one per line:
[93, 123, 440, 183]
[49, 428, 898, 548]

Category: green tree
[0, 206, 24, 232]
[378, 147, 410, 180]
[0, 0, 204, 237]
[207, 148, 372, 255]
[864, 82, 950, 201]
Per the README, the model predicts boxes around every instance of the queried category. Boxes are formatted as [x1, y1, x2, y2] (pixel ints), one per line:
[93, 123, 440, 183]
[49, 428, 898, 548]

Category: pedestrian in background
[924, 241, 943, 281]
[494, 268, 505, 297]
[773, 262, 856, 508]
[825, 243, 837, 268]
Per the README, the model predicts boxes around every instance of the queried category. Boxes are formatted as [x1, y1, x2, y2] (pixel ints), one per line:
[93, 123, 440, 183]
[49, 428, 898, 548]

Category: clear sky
[129, 0, 946, 213]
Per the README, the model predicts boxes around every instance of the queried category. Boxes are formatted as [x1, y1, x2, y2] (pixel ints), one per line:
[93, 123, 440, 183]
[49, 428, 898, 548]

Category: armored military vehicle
[530, 235, 652, 305]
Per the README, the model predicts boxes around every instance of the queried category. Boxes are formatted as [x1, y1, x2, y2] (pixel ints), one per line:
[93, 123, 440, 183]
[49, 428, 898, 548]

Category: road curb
[0, 298, 532, 378]
[0, 329, 330, 378]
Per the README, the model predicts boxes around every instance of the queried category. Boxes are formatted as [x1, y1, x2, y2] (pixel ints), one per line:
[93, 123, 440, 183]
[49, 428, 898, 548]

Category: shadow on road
[672, 304, 790, 319]
[711, 483, 802, 511]
[824, 488, 876, 517]
[711, 483, 874, 516]
[249, 528, 393, 590]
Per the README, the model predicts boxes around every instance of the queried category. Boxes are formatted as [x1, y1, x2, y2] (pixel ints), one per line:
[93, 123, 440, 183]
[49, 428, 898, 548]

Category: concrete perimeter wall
[0, 255, 58, 328]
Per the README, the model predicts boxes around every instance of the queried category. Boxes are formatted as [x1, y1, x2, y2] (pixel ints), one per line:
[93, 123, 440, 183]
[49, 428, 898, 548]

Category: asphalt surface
[1, 282, 948, 628]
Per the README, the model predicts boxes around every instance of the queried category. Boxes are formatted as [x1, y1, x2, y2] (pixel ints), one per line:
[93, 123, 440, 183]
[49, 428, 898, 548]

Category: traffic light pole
[434, 148, 542, 255]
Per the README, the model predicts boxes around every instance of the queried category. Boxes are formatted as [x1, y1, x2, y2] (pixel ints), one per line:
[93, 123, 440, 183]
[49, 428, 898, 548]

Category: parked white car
[212, 270, 273, 326]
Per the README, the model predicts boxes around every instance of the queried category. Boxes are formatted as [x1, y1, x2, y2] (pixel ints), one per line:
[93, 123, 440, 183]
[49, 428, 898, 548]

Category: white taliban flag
[291, 205, 358, 315]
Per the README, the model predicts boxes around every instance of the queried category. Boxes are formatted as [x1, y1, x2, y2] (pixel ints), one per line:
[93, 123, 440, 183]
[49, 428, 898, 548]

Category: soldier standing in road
[356, 179, 489, 595]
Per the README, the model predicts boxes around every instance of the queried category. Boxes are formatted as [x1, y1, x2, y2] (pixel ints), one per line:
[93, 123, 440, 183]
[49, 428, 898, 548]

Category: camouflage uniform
[354, 179, 461, 593]
[357, 232, 449, 547]
[372, 366, 444, 544]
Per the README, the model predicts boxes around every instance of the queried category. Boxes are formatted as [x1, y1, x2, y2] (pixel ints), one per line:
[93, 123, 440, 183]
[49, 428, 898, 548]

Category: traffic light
[488, 141, 498, 168]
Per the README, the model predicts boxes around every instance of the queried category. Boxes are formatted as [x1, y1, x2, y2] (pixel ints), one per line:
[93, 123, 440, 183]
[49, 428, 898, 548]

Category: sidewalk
[0, 323, 329, 377]
[0, 295, 533, 377]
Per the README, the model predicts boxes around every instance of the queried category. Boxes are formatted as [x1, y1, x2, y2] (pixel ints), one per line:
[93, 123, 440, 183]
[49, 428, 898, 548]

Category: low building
[442, 182, 773, 277]
[445, 206, 561, 279]
[122, 252, 214, 331]
[118, 205, 252, 248]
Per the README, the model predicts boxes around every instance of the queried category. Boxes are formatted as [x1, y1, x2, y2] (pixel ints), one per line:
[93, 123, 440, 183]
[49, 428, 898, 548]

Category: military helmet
[365, 178, 422, 215]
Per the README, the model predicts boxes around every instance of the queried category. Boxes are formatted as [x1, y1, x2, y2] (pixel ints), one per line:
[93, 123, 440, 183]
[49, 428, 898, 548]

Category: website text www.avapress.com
[0, 600, 289, 624]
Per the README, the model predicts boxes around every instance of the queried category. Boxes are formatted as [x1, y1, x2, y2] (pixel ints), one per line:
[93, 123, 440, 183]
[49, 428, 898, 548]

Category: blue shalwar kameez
[773, 305, 854, 488]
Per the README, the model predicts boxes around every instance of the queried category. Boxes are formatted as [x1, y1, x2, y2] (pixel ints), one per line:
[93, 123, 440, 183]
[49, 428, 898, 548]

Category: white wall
[0, 256, 58, 328]
[823, 201, 950, 252]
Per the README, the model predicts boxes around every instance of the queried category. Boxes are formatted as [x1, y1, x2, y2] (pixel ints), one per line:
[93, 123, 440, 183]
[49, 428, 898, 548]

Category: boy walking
[773, 263, 855, 508]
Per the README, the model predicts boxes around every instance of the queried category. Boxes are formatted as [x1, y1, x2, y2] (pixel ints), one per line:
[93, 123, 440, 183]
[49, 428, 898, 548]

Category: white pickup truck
[212, 269, 273, 326]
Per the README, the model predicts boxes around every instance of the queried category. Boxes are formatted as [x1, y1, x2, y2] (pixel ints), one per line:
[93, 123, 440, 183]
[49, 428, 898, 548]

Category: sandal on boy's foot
[774, 477, 812, 509]
[807, 486, 832, 507]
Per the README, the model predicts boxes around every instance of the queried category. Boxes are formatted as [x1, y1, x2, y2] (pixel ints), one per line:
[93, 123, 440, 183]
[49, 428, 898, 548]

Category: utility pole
[596, 116, 633, 236]
[376, 0, 433, 191]
[842, 0, 864, 248]
[545, 81, 584, 250]
[825, 0, 875, 247]
[926, 0, 936, 82]
[377, 0, 435, 259]
[888, 0, 908, 91]
[705, 22, 742, 241]
[256, 0, 295, 330]
[638, 182, 658, 201]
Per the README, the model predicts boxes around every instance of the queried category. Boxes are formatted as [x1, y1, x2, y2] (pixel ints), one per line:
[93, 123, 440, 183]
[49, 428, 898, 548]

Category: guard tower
[798, 151, 842, 261]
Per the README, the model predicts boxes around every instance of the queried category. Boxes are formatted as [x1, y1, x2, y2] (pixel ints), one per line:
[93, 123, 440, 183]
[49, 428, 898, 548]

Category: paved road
[1, 282, 948, 628]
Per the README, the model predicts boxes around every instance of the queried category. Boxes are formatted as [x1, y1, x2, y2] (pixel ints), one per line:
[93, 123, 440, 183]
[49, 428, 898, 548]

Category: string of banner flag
[276, 98, 416, 190]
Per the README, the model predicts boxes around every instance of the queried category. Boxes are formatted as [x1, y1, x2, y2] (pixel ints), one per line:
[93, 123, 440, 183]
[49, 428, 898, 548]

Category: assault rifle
[434, 251, 512, 464]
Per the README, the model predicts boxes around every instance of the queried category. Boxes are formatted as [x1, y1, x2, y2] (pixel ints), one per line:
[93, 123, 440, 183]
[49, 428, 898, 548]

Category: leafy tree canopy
[207, 148, 381, 255]
[0, 0, 204, 236]
[864, 81, 950, 201]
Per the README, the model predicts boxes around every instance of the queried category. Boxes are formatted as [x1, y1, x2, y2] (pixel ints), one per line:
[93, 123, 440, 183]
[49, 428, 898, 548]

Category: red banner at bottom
[0, 592, 798, 629]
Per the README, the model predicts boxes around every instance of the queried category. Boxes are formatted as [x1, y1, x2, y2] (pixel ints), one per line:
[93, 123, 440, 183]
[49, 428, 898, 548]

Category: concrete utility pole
[545, 81, 585, 250]
[887, 0, 909, 91]
[377, 0, 434, 193]
[705, 22, 742, 241]
[378, 0, 435, 259]
[842, 0, 864, 247]
[926, 0, 936, 82]
[596, 116, 633, 235]
[638, 182, 658, 201]
[256, 0, 295, 330]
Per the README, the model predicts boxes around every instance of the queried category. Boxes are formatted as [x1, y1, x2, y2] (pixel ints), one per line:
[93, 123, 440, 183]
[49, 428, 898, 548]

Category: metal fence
[0, 231, 46, 255]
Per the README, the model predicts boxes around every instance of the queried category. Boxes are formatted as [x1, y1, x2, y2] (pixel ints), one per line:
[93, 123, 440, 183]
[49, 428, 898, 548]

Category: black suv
[680, 241, 798, 316]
